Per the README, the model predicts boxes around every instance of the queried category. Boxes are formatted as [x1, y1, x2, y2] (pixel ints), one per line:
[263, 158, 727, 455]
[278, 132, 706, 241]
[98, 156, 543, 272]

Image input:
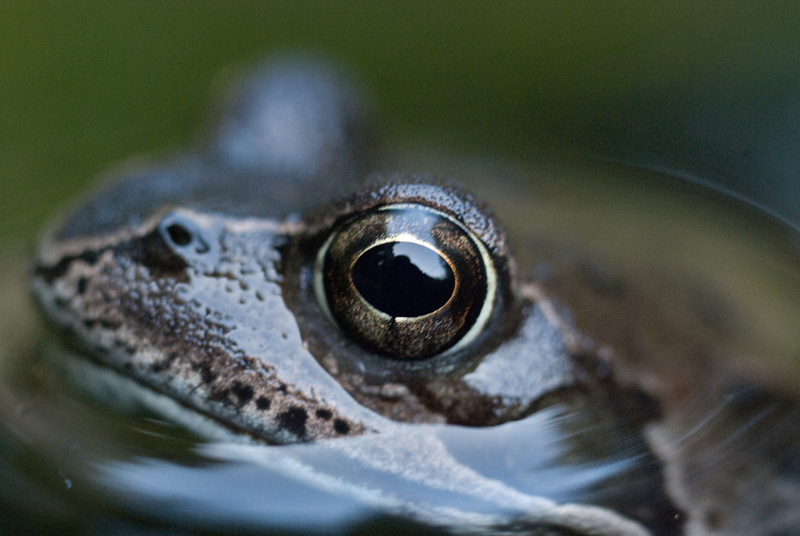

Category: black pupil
[351, 241, 455, 318]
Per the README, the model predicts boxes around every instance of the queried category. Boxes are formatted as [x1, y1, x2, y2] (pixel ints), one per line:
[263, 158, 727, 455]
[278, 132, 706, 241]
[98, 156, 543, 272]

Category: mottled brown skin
[33, 210, 373, 443]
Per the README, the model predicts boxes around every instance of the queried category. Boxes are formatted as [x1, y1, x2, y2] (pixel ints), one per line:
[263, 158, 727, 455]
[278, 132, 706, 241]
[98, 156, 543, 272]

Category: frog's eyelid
[302, 180, 509, 261]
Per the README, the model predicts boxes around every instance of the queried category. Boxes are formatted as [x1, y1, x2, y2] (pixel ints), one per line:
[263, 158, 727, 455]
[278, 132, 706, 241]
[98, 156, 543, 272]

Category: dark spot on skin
[194, 361, 218, 384]
[83, 318, 123, 330]
[82, 250, 100, 265]
[231, 381, 254, 404]
[101, 319, 122, 330]
[35, 249, 102, 283]
[77, 277, 88, 294]
[315, 408, 333, 420]
[255, 396, 271, 410]
[113, 340, 138, 354]
[333, 419, 350, 435]
[278, 406, 308, 438]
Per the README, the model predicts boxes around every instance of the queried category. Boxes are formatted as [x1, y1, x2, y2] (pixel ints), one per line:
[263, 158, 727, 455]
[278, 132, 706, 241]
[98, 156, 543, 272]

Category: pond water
[2, 151, 800, 535]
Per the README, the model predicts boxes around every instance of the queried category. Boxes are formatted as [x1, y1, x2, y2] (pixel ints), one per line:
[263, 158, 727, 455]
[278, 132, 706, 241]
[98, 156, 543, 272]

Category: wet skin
[32, 58, 800, 535]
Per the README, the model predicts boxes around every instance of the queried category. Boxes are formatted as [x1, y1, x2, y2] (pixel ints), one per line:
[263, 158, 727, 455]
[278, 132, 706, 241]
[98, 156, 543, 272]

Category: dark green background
[3, 2, 800, 243]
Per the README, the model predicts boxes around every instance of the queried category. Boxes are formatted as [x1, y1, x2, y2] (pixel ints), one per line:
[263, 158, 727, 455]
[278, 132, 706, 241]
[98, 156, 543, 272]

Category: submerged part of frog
[29, 57, 800, 535]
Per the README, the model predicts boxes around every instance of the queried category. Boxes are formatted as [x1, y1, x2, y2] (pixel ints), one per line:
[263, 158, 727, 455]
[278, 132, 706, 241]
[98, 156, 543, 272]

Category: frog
[30, 57, 697, 535]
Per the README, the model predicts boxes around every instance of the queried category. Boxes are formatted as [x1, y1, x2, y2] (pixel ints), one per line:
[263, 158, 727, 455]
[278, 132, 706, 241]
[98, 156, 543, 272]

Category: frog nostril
[159, 217, 209, 254]
[166, 223, 192, 247]
[136, 214, 211, 273]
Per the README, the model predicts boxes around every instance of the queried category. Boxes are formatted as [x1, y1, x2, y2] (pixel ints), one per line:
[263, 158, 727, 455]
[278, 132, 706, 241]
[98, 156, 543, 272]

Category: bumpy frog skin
[31, 58, 692, 535]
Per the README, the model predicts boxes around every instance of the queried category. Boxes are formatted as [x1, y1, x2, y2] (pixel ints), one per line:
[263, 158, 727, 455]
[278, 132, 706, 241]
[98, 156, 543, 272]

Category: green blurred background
[3, 2, 800, 244]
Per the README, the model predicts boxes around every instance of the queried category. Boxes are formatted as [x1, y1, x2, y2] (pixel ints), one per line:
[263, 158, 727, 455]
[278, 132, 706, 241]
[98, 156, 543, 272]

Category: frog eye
[313, 203, 497, 360]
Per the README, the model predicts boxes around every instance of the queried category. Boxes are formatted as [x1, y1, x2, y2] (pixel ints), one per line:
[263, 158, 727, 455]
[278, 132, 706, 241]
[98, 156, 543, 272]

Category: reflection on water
[3, 156, 800, 535]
